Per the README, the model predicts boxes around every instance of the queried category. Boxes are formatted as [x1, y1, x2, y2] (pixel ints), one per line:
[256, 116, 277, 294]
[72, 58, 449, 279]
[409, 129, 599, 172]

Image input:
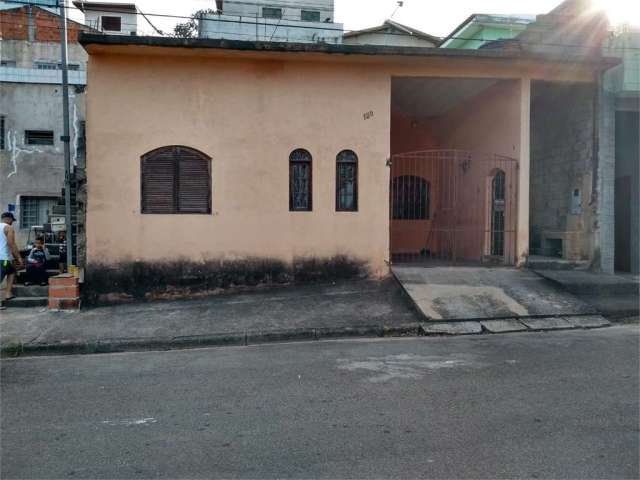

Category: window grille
[25, 130, 54, 145]
[301, 10, 320, 22]
[141, 146, 211, 214]
[336, 150, 358, 211]
[289, 149, 312, 211]
[77, 120, 86, 159]
[34, 62, 57, 70]
[101, 16, 122, 31]
[262, 7, 282, 19]
[20, 197, 57, 229]
[491, 170, 506, 256]
[34, 62, 80, 71]
[391, 175, 430, 220]
[0, 116, 5, 150]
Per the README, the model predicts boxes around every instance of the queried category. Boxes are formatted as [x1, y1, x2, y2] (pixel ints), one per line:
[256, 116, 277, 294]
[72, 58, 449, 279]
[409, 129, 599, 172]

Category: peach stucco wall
[85, 45, 594, 272]
[86, 54, 392, 275]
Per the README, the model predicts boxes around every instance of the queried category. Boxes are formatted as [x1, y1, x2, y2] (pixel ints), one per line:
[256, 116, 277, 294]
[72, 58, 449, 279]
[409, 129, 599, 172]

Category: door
[491, 170, 506, 257]
[615, 176, 631, 272]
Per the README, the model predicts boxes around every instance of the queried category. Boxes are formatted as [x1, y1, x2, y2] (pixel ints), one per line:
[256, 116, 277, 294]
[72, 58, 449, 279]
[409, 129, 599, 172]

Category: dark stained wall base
[82, 255, 369, 306]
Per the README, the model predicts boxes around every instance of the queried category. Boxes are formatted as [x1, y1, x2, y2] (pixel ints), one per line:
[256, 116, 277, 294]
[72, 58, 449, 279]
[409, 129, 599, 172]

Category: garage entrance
[390, 150, 517, 264]
[390, 77, 522, 265]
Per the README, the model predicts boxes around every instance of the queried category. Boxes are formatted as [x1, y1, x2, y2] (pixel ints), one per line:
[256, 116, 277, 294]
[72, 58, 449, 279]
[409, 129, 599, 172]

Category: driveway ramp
[391, 266, 597, 321]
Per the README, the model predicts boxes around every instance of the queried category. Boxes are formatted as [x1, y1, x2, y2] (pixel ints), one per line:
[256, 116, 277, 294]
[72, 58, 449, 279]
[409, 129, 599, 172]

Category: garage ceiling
[391, 77, 499, 117]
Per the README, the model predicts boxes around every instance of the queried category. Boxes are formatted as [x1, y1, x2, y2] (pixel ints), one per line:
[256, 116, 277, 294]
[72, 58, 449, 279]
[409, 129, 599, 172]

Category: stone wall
[530, 81, 597, 262]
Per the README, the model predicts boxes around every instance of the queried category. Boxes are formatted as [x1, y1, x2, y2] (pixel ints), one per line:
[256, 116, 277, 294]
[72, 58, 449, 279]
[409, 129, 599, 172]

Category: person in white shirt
[1, 212, 24, 309]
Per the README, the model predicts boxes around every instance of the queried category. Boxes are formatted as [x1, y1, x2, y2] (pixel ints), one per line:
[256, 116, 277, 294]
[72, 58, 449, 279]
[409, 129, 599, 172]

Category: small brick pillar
[48, 274, 81, 310]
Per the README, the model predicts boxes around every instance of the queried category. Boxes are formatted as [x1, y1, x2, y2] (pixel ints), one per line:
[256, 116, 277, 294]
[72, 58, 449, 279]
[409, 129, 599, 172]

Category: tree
[174, 8, 216, 38]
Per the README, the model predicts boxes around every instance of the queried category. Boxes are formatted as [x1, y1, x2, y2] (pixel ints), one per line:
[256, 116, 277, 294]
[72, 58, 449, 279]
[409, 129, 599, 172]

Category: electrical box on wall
[570, 189, 582, 215]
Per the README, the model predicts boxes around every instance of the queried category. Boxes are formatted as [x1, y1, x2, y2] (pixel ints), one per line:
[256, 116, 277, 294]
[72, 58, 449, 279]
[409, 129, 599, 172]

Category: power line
[2, 3, 639, 51]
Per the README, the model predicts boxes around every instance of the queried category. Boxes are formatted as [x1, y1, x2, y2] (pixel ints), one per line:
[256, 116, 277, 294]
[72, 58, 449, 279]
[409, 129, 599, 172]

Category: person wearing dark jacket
[25, 237, 50, 286]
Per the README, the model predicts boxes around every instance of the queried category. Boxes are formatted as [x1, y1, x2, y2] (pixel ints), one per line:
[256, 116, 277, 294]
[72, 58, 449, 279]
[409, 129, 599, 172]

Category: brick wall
[530, 81, 597, 262]
[0, 6, 86, 43]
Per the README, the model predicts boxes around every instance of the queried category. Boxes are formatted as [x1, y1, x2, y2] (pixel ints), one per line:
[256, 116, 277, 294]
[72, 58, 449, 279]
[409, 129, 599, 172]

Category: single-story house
[77, 4, 619, 297]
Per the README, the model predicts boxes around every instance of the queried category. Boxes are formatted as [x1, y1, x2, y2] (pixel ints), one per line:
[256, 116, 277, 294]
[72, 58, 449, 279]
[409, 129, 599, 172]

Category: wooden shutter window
[141, 146, 211, 214]
[178, 147, 211, 213]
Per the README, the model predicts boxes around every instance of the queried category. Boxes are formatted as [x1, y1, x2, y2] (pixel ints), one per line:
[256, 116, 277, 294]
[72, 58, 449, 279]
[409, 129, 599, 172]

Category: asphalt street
[2, 325, 638, 479]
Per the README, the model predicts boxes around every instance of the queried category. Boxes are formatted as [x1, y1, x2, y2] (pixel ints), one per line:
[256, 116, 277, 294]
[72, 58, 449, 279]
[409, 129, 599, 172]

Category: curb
[0, 323, 423, 358]
[0, 316, 617, 358]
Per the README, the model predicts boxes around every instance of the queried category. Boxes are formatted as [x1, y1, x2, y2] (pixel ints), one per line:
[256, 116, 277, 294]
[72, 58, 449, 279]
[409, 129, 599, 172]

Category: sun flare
[591, 0, 640, 26]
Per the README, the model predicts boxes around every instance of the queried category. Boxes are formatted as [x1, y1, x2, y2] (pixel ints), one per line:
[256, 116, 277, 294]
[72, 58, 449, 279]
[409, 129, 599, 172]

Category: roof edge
[78, 33, 621, 69]
[343, 19, 439, 44]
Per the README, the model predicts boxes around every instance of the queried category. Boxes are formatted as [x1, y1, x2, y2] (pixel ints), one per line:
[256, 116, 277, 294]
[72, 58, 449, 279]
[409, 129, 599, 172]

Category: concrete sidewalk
[531, 270, 639, 319]
[0, 275, 622, 357]
[1, 279, 422, 356]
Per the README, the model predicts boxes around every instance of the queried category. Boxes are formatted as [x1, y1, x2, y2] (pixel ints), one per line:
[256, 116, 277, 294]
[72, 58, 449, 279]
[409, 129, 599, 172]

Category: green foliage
[173, 8, 217, 38]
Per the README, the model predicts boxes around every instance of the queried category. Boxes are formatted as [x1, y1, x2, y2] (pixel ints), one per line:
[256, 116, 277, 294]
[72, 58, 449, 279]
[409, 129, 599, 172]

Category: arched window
[289, 149, 312, 211]
[392, 175, 429, 220]
[141, 146, 211, 214]
[336, 150, 358, 212]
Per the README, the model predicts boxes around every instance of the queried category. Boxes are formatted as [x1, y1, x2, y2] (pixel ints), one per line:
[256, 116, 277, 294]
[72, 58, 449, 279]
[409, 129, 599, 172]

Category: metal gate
[390, 150, 518, 265]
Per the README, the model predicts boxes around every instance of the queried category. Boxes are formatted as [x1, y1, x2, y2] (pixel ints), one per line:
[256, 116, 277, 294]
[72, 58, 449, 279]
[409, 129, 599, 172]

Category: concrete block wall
[530, 81, 597, 262]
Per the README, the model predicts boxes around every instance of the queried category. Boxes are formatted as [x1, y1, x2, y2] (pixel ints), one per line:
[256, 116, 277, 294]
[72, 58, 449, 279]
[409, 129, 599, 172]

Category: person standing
[1, 212, 24, 309]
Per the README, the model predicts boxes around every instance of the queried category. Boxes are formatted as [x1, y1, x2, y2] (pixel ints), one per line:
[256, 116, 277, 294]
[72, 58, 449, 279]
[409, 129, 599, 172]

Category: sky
[66, 0, 639, 38]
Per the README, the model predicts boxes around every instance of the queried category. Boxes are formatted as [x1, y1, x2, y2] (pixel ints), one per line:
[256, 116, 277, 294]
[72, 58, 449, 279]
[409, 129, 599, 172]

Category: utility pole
[58, 0, 74, 269]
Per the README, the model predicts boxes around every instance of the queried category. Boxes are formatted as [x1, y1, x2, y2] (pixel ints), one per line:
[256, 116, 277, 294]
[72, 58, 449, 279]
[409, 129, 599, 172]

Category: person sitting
[57, 231, 67, 274]
[25, 236, 50, 286]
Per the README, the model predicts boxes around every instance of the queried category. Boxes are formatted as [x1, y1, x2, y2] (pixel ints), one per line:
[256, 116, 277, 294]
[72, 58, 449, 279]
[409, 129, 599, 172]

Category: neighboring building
[72, 1, 138, 36]
[77, 0, 618, 298]
[199, 0, 343, 44]
[439, 14, 535, 50]
[440, 0, 639, 274]
[343, 20, 439, 48]
[0, 2, 89, 247]
[521, 0, 637, 274]
[604, 26, 640, 273]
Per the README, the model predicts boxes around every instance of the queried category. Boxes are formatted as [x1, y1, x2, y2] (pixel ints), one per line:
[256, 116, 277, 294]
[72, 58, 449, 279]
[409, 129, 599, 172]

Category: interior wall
[438, 80, 522, 159]
[390, 110, 440, 155]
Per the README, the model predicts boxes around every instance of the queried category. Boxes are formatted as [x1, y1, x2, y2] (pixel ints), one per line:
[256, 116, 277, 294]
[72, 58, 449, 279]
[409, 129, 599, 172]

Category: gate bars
[390, 150, 518, 265]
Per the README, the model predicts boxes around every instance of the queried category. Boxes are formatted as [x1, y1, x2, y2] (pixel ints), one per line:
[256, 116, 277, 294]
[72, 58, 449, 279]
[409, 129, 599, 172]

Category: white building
[343, 20, 439, 47]
[0, 2, 88, 247]
[199, 0, 343, 44]
[72, 1, 138, 35]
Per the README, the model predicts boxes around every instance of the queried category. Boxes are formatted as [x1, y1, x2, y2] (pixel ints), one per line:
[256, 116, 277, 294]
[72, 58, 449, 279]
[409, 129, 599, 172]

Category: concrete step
[4, 297, 48, 308]
[575, 294, 640, 319]
[534, 269, 640, 295]
[12, 285, 49, 298]
[16, 269, 61, 282]
[527, 256, 590, 271]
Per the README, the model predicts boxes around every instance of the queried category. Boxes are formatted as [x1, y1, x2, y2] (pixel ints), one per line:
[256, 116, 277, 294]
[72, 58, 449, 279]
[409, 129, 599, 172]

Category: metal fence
[390, 149, 518, 265]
